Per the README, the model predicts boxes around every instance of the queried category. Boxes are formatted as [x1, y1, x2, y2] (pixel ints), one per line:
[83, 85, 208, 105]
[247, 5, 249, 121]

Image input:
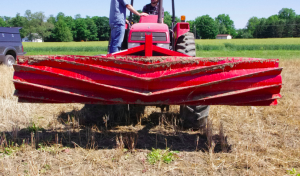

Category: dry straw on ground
[0, 59, 299, 175]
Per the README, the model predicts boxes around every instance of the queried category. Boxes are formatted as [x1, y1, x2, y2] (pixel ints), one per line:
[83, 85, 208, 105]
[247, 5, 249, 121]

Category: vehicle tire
[176, 32, 196, 57]
[4, 55, 16, 67]
[176, 32, 209, 130]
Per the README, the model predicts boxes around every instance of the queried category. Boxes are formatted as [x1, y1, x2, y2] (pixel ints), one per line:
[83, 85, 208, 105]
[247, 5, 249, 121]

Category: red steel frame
[13, 34, 283, 106]
[110, 34, 188, 57]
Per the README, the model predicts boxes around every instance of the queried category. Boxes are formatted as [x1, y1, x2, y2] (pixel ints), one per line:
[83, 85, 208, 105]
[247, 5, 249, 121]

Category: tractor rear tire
[176, 32, 209, 130]
[176, 32, 196, 57]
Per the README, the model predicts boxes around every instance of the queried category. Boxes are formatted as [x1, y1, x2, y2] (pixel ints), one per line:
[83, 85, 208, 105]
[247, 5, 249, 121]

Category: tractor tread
[176, 32, 209, 130]
[176, 32, 196, 57]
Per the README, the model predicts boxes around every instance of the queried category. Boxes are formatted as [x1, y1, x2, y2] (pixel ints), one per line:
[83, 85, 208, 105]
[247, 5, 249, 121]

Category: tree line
[0, 10, 110, 42]
[237, 8, 300, 38]
[0, 8, 299, 41]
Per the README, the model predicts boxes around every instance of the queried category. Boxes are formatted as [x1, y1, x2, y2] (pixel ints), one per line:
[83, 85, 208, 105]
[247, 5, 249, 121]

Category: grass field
[1, 40, 299, 175]
[195, 38, 300, 45]
[23, 38, 300, 59]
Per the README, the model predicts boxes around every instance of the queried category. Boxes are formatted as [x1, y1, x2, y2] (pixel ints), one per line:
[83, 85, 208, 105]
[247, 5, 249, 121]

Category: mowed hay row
[0, 66, 31, 130]
[0, 66, 14, 98]
[0, 59, 299, 175]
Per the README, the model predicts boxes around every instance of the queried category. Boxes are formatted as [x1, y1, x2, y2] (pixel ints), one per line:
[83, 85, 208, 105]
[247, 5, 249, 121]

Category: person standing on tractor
[142, 0, 164, 22]
[109, 0, 148, 54]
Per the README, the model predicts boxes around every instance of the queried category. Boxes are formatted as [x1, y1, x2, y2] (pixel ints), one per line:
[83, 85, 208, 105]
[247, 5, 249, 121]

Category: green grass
[26, 51, 107, 56]
[23, 41, 108, 55]
[27, 122, 44, 133]
[23, 41, 108, 47]
[25, 46, 108, 52]
[195, 38, 300, 45]
[196, 44, 300, 51]
[196, 50, 300, 59]
[23, 39, 300, 59]
[195, 38, 300, 51]
[25, 50, 299, 59]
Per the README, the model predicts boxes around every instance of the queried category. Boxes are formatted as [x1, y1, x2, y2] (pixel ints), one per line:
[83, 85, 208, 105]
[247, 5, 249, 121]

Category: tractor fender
[173, 22, 190, 45]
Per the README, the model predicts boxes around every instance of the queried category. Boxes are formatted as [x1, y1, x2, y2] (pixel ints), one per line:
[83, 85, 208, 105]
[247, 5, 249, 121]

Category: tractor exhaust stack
[158, 0, 163, 23]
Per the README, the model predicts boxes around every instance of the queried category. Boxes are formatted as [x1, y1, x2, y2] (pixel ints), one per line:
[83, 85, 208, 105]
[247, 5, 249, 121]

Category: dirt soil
[0, 59, 300, 176]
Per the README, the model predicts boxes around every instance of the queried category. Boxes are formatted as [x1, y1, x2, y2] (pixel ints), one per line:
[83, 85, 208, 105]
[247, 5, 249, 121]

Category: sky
[1, 0, 300, 29]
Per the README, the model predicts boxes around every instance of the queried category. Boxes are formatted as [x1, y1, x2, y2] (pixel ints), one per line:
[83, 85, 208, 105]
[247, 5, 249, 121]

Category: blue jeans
[109, 24, 125, 54]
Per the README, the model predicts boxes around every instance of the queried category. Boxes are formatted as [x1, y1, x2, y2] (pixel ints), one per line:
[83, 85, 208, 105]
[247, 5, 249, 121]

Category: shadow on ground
[1, 104, 231, 153]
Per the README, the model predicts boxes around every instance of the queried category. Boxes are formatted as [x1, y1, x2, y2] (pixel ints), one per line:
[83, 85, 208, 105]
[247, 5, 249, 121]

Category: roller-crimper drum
[13, 54, 282, 106]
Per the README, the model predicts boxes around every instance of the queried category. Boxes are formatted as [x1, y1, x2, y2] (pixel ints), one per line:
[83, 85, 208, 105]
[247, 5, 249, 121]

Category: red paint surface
[13, 54, 282, 106]
[128, 21, 170, 44]
[173, 22, 190, 42]
[145, 34, 153, 56]
[109, 42, 190, 57]
[13, 36, 282, 106]
[139, 15, 159, 23]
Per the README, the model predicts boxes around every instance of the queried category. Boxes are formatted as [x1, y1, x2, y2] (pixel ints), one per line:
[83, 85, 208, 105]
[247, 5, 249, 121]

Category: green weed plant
[288, 168, 300, 176]
[27, 123, 44, 133]
[147, 148, 179, 164]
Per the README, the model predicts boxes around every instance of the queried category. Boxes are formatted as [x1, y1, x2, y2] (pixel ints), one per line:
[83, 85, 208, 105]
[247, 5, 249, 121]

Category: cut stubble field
[0, 48, 300, 175]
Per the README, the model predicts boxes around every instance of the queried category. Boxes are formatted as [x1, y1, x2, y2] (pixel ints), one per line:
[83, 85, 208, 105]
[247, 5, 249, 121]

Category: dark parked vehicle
[0, 27, 26, 66]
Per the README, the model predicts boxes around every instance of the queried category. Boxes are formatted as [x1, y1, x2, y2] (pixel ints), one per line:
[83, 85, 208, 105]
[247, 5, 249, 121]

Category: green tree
[2, 16, 11, 26]
[215, 14, 236, 37]
[74, 18, 90, 41]
[56, 12, 65, 21]
[9, 13, 27, 38]
[194, 15, 218, 39]
[23, 10, 36, 41]
[0, 17, 7, 27]
[278, 8, 296, 20]
[52, 17, 73, 42]
[21, 10, 53, 41]
[132, 10, 142, 23]
[187, 20, 196, 38]
[64, 16, 76, 38]
[254, 18, 268, 38]
[294, 16, 300, 37]
[92, 16, 110, 41]
[278, 8, 296, 37]
[163, 11, 180, 29]
[265, 15, 279, 38]
[45, 15, 56, 42]
[32, 12, 54, 41]
[235, 29, 253, 38]
[283, 19, 296, 38]
[246, 17, 260, 37]
[47, 15, 56, 24]
[85, 16, 98, 41]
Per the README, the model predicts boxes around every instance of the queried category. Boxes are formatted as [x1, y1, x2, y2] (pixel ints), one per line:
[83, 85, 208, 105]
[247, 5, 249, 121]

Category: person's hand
[139, 13, 149, 17]
[126, 19, 129, 24]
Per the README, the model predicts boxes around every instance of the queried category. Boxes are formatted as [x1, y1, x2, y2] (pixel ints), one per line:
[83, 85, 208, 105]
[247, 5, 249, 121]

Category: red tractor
[12, 0, 282, 129]
[116, 0, 196, 58]
[114, 0, 208, 128]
